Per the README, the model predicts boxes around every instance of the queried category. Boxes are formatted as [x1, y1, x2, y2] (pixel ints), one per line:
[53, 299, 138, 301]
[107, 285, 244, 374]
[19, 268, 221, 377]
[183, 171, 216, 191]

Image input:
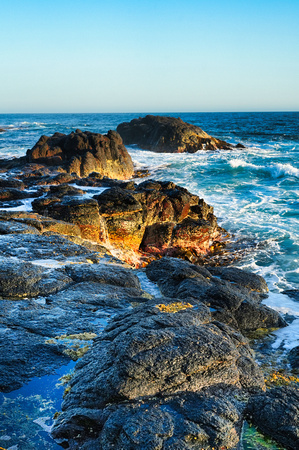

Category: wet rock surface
[246, 386, 299, 449]
[117, 115, 234, 153]
[146, 258, 286, 334]
[26, 129, 134, 179]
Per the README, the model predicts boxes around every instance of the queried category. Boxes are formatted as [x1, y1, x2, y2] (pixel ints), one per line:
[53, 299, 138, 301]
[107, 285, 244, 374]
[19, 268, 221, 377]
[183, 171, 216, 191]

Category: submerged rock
[117, 115, 234, 153]
[26, 129, 134, 179]
[0, 324, 70, 392]
[246, 386, 299, 449]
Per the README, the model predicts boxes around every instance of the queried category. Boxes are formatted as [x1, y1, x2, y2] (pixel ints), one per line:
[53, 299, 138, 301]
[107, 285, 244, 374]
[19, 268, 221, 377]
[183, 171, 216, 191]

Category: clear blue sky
[0, 0, 298, 113]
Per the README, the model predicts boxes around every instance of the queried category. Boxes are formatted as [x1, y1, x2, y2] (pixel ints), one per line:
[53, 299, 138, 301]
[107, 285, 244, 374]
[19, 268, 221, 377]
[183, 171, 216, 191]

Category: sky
[0, 0, 298, 113]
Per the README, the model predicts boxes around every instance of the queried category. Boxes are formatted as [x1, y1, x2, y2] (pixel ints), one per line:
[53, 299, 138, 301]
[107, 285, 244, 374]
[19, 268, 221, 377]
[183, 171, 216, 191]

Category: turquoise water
[0, 112, 298, 448]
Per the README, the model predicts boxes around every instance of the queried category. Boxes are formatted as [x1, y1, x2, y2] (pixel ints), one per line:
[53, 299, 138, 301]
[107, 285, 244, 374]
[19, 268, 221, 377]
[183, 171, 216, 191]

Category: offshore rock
[117, 115, 233, 153]
[246, 386, 299, 449]
[52, 302, 264, 448]
[26, 129, 134, 179]
[146, 258, 286, 333]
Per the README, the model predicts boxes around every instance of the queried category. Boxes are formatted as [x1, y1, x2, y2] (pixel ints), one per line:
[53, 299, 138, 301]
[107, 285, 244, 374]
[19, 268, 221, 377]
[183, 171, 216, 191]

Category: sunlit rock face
[117, 115, 234, 153]
[27, 129, 134, 179]
[32, 179, 224, 266]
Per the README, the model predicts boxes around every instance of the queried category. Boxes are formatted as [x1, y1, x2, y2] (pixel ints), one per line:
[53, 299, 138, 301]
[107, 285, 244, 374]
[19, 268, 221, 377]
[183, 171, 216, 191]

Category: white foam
[268, 163, 299, 178]
[33, 417, 52, 433]
[0, 198, 35, 212]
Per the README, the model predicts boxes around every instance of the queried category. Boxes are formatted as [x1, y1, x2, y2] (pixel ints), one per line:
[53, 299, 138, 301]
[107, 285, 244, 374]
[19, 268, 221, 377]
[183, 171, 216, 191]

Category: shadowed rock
[246, 386, 299, 449]
[117, 115, 234, 153]
[52, 387, 245, 449]
[26, 129, 134, 179]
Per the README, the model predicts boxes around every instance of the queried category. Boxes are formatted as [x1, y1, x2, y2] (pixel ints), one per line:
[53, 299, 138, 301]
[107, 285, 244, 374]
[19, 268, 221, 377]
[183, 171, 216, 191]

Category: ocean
[0, 112, 298, 449]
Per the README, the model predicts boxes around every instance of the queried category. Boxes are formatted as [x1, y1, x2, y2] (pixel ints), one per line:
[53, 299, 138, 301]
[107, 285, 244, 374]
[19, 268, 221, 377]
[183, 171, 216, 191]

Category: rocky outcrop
[146, 258, 286, 334]
[32, 179, 225, 265]
[26, 129, 134, 179]
[52, 300, 265, 448]
[117, 115, 234, 153]
[246, 386, 299, 449]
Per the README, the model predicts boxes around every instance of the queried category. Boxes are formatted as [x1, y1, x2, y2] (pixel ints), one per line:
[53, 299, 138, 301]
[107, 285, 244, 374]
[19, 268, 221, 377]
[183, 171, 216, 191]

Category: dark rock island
[117, 115, 238, 152]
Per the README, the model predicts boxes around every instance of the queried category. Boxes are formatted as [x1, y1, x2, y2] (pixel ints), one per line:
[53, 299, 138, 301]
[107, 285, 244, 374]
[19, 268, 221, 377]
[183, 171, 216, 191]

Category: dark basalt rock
[0, 258, 72, 299]
[283, 289, 299, 301]
[0, 178, 25, 189]
[65, 263, 141, 290]
[246, 386, 299, 449]
[26, 129, 134, 179]
[117, 115, 234, 153]
[146, 258, 286, 333]
[51, 302, 264, 448]
[288, 346, 299, 369]
[52, 387, 245, 449]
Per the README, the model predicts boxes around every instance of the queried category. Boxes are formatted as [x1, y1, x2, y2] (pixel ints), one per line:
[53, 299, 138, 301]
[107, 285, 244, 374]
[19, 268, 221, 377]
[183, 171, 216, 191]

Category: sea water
[0, 112, 298, 448]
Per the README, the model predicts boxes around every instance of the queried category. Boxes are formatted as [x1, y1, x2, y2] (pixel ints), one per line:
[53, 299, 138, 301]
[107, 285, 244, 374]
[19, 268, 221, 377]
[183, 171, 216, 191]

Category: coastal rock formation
[117, 115, 234, 153]
[146, 258, 286, 334]
[32, 179, 224, 265]
[26, 129, 134, 179]
[52, 300, 265, 448]
[246, 386, 299, 449]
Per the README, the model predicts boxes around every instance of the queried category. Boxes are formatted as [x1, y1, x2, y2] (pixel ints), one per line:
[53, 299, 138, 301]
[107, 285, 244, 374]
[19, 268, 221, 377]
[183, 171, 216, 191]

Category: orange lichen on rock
[155, 302, 194, 313]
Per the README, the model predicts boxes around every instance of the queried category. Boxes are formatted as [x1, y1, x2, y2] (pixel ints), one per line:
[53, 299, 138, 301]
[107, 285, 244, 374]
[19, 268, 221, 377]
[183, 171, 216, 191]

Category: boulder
[246, 386, 299, 449]
[26, 129, 134, 179]
[52, 302, 265, 448]
[52, 388, 245, 449]
[146, 258, 286, 333]
[117, 115, 233, 153]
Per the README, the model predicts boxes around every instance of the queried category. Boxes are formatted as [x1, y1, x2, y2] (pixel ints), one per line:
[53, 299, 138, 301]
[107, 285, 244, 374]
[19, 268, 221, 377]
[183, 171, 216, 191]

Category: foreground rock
[146, 257, 286, 334]
[0, 229, 147, 391]
[117, 115, 234, 153]
[246, 386, 299, 449]
[52, 300, 265, 448]
[32, 179, 225, 266]
[26, 129, 134, 179]
[53, 387, 245, 449]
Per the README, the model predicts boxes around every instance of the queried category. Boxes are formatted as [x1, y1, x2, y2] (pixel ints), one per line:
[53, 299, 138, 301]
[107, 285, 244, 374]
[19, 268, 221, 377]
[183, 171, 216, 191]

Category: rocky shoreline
[0, 117, 298, 449]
